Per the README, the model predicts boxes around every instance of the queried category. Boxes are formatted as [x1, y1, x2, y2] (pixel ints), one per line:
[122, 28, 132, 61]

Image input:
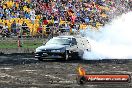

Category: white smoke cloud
[82, 12, 132, 60]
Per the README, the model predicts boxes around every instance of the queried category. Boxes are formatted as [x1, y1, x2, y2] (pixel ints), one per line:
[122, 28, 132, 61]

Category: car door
[68, 38, 79, 52]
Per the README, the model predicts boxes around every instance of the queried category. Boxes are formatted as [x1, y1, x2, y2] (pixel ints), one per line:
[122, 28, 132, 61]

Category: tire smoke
[82, 12, 132, 60]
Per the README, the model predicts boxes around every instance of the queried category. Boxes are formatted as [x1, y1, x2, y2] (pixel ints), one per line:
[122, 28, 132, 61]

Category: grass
[0, 39, 45, 49]
[0, 42, 42, 49]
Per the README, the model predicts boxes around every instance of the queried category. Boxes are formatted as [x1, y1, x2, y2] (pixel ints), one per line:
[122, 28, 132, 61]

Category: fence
[0, 24, 79, 39]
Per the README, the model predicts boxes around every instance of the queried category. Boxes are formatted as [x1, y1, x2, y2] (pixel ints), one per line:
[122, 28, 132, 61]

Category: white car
[35, 35, 90, 61]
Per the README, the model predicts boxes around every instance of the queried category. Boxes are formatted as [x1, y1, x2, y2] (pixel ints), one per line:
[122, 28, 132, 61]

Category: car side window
[72, 38, 77, 45]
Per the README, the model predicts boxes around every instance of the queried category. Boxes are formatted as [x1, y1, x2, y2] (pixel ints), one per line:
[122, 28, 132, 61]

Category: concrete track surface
[0, 54, 131, 88]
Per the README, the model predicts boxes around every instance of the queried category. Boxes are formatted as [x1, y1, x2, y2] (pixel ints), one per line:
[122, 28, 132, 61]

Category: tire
[38, 57, 43, 61]
[78, 51, 84, 60]
[72, 52, 79, 60]
[64, 51, 70, 61]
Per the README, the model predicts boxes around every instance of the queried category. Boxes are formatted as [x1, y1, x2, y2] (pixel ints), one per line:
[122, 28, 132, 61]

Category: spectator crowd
[0, 0, 131, 37]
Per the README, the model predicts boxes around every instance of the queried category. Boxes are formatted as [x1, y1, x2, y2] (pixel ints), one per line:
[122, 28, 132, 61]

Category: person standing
[11, 20, 17, 35]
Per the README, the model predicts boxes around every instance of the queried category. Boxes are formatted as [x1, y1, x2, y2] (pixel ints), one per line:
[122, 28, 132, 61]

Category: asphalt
[0, 54, 131, 88]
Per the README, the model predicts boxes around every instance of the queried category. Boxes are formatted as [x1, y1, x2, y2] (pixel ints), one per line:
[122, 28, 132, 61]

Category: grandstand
[0, 0, 131, 37]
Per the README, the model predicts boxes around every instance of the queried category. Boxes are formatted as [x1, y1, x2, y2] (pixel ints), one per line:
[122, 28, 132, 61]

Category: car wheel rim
[65, 54, 68, 60]
[65, 52, 69, 60]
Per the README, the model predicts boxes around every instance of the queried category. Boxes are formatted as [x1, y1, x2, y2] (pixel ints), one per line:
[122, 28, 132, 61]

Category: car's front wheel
[64, 51, 70, 61]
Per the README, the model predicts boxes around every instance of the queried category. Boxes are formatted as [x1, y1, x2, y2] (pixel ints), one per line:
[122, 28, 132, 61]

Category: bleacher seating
[0, 0, 130, 37]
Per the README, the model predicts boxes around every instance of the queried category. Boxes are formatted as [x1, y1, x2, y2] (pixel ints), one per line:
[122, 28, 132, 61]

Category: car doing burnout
[35, 36, 90, 61]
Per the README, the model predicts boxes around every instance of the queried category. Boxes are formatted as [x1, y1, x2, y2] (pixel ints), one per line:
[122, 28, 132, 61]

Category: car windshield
[46, 38, 71, 45]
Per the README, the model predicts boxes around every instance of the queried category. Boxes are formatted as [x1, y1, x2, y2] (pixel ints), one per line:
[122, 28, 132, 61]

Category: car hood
[36, 44, 68, 50]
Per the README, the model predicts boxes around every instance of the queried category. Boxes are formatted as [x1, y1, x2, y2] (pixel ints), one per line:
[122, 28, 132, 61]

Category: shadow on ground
[0, 53, 131, 66]
[0, 53, 39, 66]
